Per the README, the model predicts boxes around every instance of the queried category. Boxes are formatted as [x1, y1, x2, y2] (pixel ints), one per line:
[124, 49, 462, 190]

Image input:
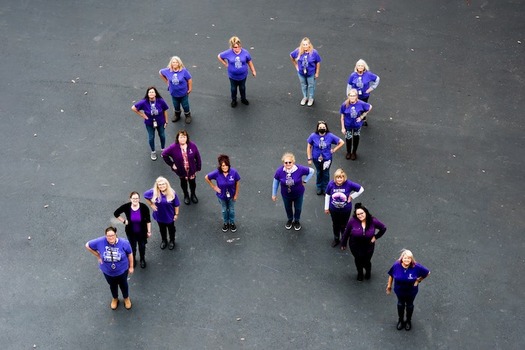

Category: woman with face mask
[306, 121, 344, 195]
[340, 89, 372, 160]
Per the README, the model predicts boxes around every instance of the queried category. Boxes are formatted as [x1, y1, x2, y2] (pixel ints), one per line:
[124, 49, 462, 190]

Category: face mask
[318, 129, 327, 134]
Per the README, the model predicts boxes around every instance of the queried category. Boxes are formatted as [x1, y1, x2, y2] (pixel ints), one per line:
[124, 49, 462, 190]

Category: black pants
[103, 271, 129, 299]
[352, 252, 373, 274]
[396, 294, 416, 320]
[158, 222, 176, 242]
[345, 129, 360, 154]
[330, 210, 351, 240]
[126, 233, 147, 260]
[180, 177, 196, 197]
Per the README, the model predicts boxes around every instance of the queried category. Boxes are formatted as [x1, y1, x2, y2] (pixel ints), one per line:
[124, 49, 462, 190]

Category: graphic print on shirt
[301, 55, 308, 74]
[356, 76, 363, 89]
[285, 173, 294, 193]
[350, 106, 357, 119]
[103, 246, 122, 263]
[150, 102, 158, 116]
[171, 73, 180, 85]
[235, 56, 242, 69]
[318, 137, 327, 150]
[330, 189, 349, 209]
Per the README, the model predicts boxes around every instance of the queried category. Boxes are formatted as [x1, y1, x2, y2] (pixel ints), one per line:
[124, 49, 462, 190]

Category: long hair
[353, 203, 372, 230]
[168, 56, 185, 72]
[297, 37, 313, 59]
[143, 86, 162, 100]
[354, 59, 369, 73]
[217, 154, 231, 171]
[315, 120, 329, 134]
[152, 176, 175, 203]
[344, 88, 358, 107]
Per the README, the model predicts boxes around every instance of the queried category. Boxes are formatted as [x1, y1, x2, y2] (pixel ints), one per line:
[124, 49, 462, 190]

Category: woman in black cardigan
[114, 192, 152, 268]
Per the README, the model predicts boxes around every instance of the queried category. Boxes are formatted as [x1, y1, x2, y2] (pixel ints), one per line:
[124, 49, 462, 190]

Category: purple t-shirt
[307, 132, 341, 161]
[325, 180, 362, 212]
[143, 189, 180, 224]
[134, 98, 169, 126]
[348, 71, 378, 99]
[290, 48, 322, 77]
[207, 167, 241, 201]
[388, 261, 430, 296]
[219, 48, 252, 81]
[340, 100, 371, 129]
[88, 237, 132, 276]
[342, 217, 387, 255]
[274, 165, 311, 198]
[160, 67, 192, 98]
[130, 207, 142, 234]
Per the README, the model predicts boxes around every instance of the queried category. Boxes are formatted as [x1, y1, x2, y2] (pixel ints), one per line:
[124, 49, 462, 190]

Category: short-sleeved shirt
[143, 189, 180, 224]
[340, 100, 371, 129]
[160, 67, 192, 98]
[290, 48, 322, 77]
[388, 261, 430, 297]
[87, 237, 132, 276]
[347, 71, 379, 99]
[207, 167, 241, 201]
[307, 132, 341, 161]
[325, 180, 362, 212]
[134, 98, 169, 126]
[219, 48, 252, 81]
[274, 165, 311, 199]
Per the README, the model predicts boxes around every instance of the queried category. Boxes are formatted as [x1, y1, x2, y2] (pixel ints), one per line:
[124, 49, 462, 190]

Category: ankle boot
[357, 269, 364, 281]
[396, 305, 405, 330]
[110, 298, 119, 310]
[184, 112, 192, 124]
[191, 193, 198, 204]
[124, 297, 132, 310]
[172, 110, 181, 122]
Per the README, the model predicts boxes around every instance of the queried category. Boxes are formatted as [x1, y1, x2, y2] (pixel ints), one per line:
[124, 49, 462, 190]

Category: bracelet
[308, 158, 312, 161]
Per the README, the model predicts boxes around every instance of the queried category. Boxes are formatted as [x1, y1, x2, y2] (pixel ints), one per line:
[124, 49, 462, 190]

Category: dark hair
[143, 86, 162, 100]
[316, 120, 330, 134]
[105, 226, 117, 235]
[353, 203, 372, 230]
[217, 154, 231, 171]
[176, 129, 190, 144]
[129, 191, 140, 199]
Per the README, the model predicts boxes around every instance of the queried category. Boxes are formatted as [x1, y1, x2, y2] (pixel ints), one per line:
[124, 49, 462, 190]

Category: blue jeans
[145, 124, 166, 151]
[313, 159, 331, 192]
[171, 94, 190, 113]
[229, 78, 247, 101]
[297, 73, 316, 99]
[103, 271, 129, 299]
[281, 195, 304, 222]
[218, 198, 236, 224]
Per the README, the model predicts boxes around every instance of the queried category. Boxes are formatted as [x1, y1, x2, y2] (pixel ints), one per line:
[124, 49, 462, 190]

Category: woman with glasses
[341, 203, 386, 281]
[85, 226, 134, 310]
[131, 86, 170, 161]
[324, 169, 364, 248]
[144, 177, 180, 250]
[113, 192, 152, 268]
[306, 121, 344, 195]
[290, 37, 322, 106]
[272, 152, 314, 231]
[217, 36, 256, 108]
[340, 88, 372, 160]
[346, 59, 380, 126]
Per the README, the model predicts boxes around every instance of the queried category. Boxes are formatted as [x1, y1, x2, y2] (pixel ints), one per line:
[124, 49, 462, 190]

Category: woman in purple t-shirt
[290, 37, 322, 106]
[144, 177, 180, 250]
[272, 152, 314, 231]
[340, 89, 372, 161]
[386, 249, 430, 331]
[205, 154, 241, 233]
[346, 59, 380, 126]
[217, 36, 256, 108]
[159, 56, 193, 124]
[131, 86, 170, 161]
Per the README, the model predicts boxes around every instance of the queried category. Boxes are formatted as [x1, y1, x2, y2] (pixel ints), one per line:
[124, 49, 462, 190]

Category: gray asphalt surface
[1, 0, 524, 349]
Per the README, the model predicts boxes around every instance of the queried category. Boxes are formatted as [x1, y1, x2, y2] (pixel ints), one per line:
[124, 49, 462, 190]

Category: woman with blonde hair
[386, 249, 430, 331]
[159, 56, 193, 124]
[290, 37, 322, 106]
[144, 177, 180, 250]
[340, 89, 372, 160]
[346, 59, 380, 126]
[217, 36, 256, 107]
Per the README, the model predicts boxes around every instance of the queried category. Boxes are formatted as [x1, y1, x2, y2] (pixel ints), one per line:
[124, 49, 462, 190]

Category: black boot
[364, 262, 371, 280]
[191, 193, 198, 204]
[183, 194, 190, 205]
[140, 258, 146, 268]
[345, 138, 352, 159]
[184, 112, 192, 124]
[357, 268, 364, 281]
[405, 306, 413, 331]
[172, 110, 181, 122]
[351, 136, 360, 160]
[397, 305, 405, 330]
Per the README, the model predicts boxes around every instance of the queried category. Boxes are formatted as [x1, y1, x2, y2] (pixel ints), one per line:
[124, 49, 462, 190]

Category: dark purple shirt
[161, 141, 202, 178]
[274, 165, 311, 199]
[341, 217, 387, 256]
[207, 168, 241, 201]
[134, 98, 169, 126]
[143, 189, 180, 224]
[388, 261, 430, 296]
[325, 180, 362, 212]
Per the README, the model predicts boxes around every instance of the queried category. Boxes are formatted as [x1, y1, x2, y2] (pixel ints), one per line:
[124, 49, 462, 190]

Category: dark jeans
[329, 210, 351, 240]
[158, 221, 176, 242]
[396, 293, 417, 311]
[126, 233, 147, 260]
[229, 77, 247, 101]
[180, 177, 197, 197]
[313, 159, 331, 192]
[103, 271, 129, 299]
[145, 124, 166, 151]
[170, 94, 190, 113]
[281, 195, 304, 221]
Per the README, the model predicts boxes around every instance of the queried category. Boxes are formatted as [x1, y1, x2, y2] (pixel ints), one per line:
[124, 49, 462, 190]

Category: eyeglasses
[349, 94, 357, 97]
[356, 212, 366, 216]
[131, 197, 140, 200]
[284, 161, 293, 164]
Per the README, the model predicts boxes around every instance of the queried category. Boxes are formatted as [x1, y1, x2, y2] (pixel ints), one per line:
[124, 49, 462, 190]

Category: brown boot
[110, 298, 119, 310]
[184, 112, 192, 124]
[124, 297, 132, 310]
[172, 110, 181, 122]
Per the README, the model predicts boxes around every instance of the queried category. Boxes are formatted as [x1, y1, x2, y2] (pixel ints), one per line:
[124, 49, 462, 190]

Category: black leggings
[180, 177, 196, 197]
[126, 234, 147, 260]
[158, 222, 176, 242]
[330, 210, 351, 240]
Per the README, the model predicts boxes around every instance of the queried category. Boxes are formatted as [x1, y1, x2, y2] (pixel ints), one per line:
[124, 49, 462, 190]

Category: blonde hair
[152, 176, 176, 203]
[168, 56, 185, 72]
[345, 88, 359, 106]
[297, 37, 313, 59]
[398, 249, 416, 267]
[354, 59, 369, 73]
[333, 168, 347, 182]
[281, 152, 295, 163]
[229, 36, 242, 48]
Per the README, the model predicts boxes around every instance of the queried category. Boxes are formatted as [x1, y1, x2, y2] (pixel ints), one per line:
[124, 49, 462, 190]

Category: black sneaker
[293, 221, 301, 231]
[168, 240, 175, 250]
[230, 223, 237, 232]
[160, 240, 167, 249]
[285, 220, 293, 230]
[241, 99, 249, 105]
[231, 100, 237, 108]
[222, 223, 229, 232]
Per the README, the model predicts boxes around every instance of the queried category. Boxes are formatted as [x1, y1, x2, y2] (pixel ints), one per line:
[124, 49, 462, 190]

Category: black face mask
[318, 129, 327, 134]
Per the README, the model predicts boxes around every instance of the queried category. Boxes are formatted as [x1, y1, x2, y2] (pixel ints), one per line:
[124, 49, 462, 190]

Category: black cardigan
[113, 202, 151, 239]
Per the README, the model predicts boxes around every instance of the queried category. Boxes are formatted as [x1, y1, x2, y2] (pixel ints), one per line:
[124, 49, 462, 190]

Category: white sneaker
[150, 151, 157, 161]
[300, 97, 308, 106]
[307, 98, 314, 106]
